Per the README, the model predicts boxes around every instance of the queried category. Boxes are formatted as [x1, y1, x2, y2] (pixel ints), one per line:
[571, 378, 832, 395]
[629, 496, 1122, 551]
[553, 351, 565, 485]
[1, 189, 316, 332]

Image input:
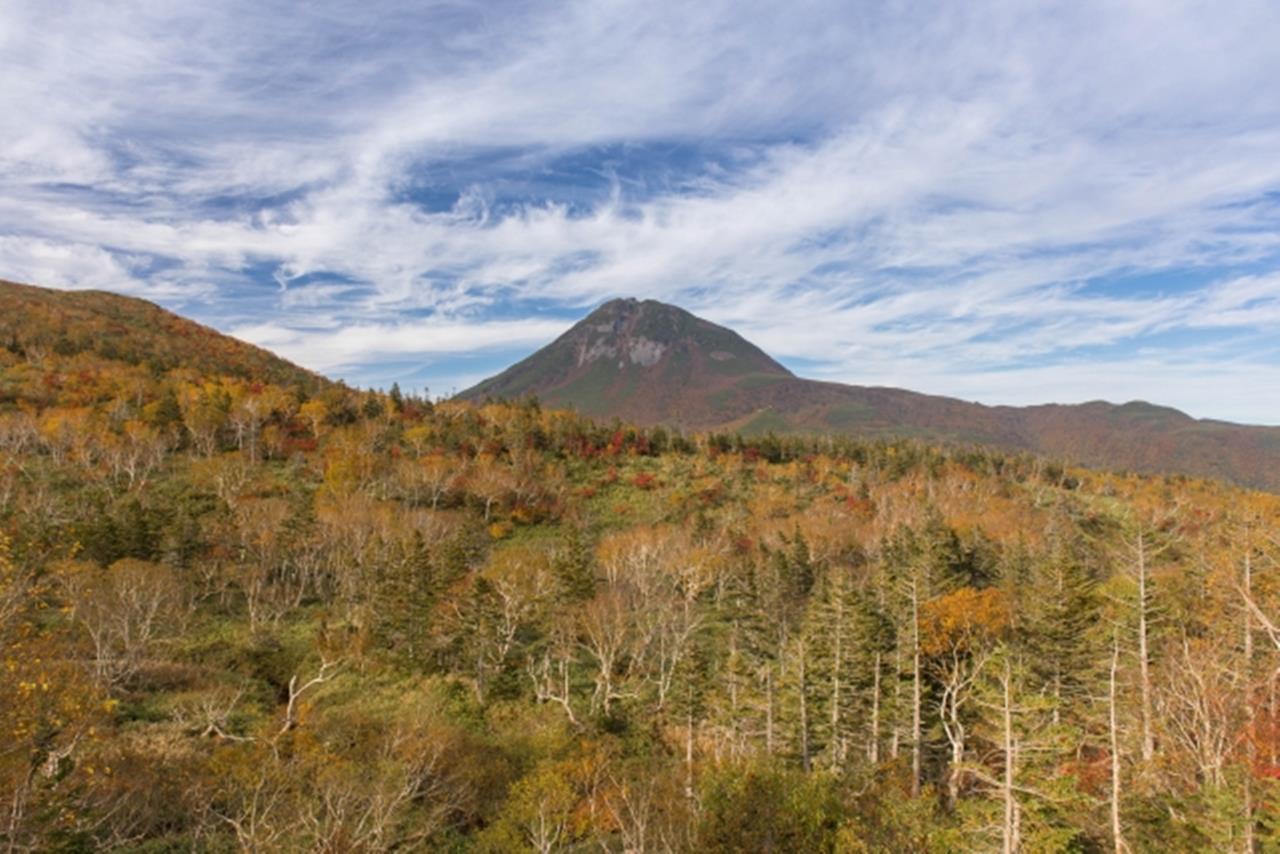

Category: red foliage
[1057, 749, 1109, 795]
[844, 496, 876, 519]
[284, 436, 318, 454]
[607, 429, 626, 456]
[1247, 702, 1280, 779]
[631, 472, 658, 490]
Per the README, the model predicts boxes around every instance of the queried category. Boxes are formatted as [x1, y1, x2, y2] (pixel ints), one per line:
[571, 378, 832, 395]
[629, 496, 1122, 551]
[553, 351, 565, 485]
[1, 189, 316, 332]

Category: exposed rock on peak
[457, 298, 790, 423]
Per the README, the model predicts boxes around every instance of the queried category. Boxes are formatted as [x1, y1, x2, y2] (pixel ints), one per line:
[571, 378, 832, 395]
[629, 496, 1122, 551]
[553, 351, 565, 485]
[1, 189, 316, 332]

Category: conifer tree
[553, 525, 596, 604]
[371, 529, 437, 668]
[710, 558, 773, 759]
[883, 516, 970, 796]
[1023, 550, 1101, 727]
[800, 565, 894, 772]
[670, 628, 713, 797]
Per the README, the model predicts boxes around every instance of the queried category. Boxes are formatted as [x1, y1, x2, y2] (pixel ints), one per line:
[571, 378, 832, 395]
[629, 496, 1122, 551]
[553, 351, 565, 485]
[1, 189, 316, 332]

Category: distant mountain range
[459, 297, 1280, 491]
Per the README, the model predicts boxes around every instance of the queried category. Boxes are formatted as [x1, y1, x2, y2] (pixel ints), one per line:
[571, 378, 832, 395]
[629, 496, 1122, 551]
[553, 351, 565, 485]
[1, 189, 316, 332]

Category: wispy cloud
[229, 316, 571, 373]
[2, 0, 1279, 421]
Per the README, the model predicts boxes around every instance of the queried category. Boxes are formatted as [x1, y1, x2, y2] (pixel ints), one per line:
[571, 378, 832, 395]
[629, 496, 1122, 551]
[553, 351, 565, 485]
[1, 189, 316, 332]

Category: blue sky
[3, 1, 1280, 423]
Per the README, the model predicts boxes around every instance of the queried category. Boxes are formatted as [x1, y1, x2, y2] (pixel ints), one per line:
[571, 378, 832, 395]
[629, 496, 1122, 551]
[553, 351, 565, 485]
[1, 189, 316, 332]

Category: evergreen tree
[371, 529, 438, 669]
[709, 558, 774, 759]
[670, 627, 713, 796]
[552, 525, 596, 603]
[962, 646, 1081, 853]
[1022, 549, 1100, 727]
[801, 566, 869, 771]
[882, 521, 949, 796]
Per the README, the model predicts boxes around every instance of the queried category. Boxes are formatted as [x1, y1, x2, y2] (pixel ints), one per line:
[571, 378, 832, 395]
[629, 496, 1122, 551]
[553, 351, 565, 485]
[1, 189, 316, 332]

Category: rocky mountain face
[458, 298, 793, 425]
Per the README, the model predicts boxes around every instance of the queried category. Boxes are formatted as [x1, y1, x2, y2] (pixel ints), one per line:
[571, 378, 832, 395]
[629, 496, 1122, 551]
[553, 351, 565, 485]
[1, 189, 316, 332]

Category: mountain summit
[458, 298, 793, 424]
[459, 298, 1280, 491]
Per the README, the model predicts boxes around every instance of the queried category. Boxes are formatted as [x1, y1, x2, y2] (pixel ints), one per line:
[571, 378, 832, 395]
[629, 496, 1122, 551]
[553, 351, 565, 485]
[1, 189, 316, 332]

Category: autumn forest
[3, 284, 1280, 853]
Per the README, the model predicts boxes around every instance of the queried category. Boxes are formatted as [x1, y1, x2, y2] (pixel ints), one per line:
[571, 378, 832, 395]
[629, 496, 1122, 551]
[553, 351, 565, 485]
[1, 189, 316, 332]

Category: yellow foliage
[919, 587, 1011, 656]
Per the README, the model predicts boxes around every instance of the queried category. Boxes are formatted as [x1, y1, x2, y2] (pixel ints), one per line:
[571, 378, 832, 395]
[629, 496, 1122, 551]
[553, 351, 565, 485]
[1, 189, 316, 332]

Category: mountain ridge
[458, 297, 1280, 491]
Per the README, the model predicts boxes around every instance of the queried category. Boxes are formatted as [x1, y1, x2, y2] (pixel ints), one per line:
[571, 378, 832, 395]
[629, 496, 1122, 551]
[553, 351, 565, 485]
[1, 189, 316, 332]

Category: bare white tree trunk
[1109, 631, 1129, 854]
[830, 591, 845, 770]
[911, 577, 923, 797]
[891, 642, 902, 760]
[869, 650, 882, 764]
[685, 707, 696, 800]
[1242, 538, 1256, 853]
[1136, 531, 1155, 763]
[1001, 657, 1020, 854]
[798, 641, 811, 773]
[765, 667, 776, 756]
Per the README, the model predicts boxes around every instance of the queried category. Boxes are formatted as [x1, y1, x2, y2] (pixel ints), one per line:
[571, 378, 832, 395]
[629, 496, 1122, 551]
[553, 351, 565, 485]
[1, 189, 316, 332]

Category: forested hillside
[3, 296, 1280, 851]
[0, 280, 327, 391]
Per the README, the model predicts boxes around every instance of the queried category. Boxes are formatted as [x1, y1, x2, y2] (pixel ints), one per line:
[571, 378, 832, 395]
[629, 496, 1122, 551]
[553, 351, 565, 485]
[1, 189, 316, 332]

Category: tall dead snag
[1109, 631, 1129, 854]
[1117, 517, 1173, 765]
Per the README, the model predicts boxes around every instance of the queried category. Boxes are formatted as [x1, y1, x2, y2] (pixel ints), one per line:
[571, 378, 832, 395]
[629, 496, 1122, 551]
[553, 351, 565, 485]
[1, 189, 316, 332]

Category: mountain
[460, 297, 794, 425]
[0, 279, 327, 390]
[459, 297, 1280, 491]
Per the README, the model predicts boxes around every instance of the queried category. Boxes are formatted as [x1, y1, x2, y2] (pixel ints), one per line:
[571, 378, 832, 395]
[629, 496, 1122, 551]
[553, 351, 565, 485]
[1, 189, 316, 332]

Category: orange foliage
[919, 586, 1011, 656]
